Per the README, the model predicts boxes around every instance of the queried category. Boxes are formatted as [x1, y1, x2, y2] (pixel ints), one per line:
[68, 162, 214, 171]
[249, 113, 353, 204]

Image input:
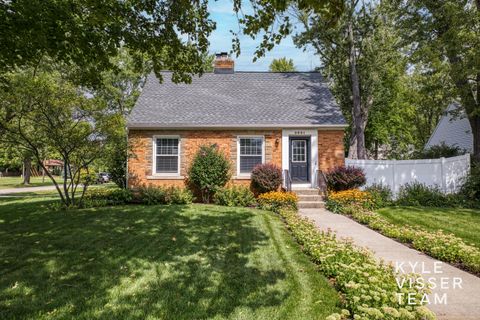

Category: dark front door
[289, 137, 310, 183]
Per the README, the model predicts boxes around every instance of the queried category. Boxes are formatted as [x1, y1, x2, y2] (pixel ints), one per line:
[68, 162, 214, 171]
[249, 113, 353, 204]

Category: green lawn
[0, 197, 340, 319]
[0, 176, 58, 189]
[377, 206, 480, 248]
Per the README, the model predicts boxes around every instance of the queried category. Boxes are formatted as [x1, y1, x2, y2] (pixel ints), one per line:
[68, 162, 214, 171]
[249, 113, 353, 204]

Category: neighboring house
[426, 103, 473, 152]
[126, 53, 347, 189]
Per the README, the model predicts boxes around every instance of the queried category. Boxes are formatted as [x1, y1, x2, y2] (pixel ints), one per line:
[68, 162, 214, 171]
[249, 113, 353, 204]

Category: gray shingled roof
[127, 72, 346, 128]
[426, 103, 473, 152]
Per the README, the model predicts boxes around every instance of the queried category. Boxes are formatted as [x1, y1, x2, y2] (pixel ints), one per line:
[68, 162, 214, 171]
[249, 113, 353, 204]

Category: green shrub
[214, 185, 256, 207]
[188, 144, 231, 203]
[396, 182, 447, 207]
[137, 185, 166, 205]
[257, 191, 298, 212]
[278, 209, 434, 320]
[83, 188, 133, 205]
[326, 166, 366, 191]
[461, 164, 480, 203]
[80, 170, 97, 186]
[395, 180, 478, 209]
[137, 185, 193, 205]
[164, 186, 193, 204]
[250, 163, 282, 193]
[413, 142, 464, 159]
[365, 183, 392, 208]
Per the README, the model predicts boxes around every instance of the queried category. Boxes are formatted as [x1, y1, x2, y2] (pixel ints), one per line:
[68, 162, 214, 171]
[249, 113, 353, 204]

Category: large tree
[0, 0, 216, 85]
[389, 0, 480, 161]
[291, 0, 401, 159]
[0, 68, 117, 206]
[0, 0, 342, 84]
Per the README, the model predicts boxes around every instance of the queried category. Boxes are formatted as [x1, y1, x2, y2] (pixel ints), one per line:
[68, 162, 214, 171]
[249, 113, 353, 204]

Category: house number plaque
[294, 131, 306, 135]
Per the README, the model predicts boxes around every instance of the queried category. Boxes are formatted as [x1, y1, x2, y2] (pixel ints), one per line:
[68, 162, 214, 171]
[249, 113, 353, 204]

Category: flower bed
[327, 189, 377, 211]
[336, 204, 480, 275]
[258, 191, 298, 211]
[278, 209, 434, 320]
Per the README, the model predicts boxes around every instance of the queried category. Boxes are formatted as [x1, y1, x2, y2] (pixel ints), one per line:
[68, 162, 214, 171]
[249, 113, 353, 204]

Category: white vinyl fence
[346, 154, 471, 196]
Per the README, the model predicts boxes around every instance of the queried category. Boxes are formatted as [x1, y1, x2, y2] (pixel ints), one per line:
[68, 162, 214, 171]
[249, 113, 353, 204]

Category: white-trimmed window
[237, 136, 264, 175]
[154, 136, 180, 175]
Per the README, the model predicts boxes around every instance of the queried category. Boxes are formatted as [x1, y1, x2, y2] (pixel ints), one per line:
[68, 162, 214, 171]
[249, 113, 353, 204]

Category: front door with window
[289, 137, 310, 183]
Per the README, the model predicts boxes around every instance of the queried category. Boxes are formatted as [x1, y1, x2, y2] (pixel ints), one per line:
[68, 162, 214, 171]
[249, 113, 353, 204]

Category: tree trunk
[348, 130, 358, 159]
[348, 20, 367, 160]
[471, 114, 480, 163]
[23, 156, 31, 185]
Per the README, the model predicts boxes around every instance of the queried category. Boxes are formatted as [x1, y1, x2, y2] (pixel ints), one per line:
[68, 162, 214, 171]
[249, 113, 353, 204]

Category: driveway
[300, 208, 480, 320]
[0, 185, 58, 195]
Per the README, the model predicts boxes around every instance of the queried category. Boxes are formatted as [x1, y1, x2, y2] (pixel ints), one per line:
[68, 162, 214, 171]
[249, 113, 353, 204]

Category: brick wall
[318, 130, 345, 171]
[128, 130, 282, 188]
[128, 129, 344, 188]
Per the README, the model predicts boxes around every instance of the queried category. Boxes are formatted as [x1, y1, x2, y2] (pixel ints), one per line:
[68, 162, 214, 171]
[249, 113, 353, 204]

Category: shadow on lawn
[0, 200, 287, 319]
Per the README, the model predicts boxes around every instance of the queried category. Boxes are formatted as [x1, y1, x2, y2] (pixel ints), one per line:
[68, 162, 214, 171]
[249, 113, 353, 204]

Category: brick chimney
[213, 52, 234, 74]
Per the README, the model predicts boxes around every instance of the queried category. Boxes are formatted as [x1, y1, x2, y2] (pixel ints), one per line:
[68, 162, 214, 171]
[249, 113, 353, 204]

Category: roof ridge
[151, 71, 320, 74]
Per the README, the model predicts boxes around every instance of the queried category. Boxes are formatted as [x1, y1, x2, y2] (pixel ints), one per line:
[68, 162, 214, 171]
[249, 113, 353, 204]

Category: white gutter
[126, 123, 348, 130]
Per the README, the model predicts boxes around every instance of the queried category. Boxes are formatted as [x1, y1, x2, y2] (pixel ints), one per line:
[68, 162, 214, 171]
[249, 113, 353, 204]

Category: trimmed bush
[188, 144, 231, 203]
[137, 185, 193, 205]
[326, 166, 366, 191]
[278, 209, 434, 320]
[214, 185, 256, 207]
[251, 163, 282, 193]
[258, 191, 298, 212]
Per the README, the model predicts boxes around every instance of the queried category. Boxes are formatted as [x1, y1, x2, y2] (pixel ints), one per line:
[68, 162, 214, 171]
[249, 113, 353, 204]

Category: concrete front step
[298, 201, 325, 209]
[292, 188, 319, 196]
[298, 194, 324, 202]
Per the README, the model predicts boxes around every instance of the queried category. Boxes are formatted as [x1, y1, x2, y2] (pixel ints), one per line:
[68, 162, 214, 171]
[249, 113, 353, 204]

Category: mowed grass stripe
[0, 198, 340, 319]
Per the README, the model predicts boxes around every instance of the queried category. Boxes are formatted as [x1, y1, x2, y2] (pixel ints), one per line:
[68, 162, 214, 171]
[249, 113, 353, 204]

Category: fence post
[392, 159, 396, 197]
[440, 157, 446, 193]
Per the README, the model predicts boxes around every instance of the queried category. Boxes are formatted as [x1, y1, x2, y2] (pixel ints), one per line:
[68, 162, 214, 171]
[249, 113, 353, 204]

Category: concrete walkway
[0, 185, 58, 195]
[300, 208, 480, 320]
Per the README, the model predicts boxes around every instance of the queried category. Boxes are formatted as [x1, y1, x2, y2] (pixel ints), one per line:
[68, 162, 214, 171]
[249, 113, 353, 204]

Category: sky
[207, 0, 320, 72]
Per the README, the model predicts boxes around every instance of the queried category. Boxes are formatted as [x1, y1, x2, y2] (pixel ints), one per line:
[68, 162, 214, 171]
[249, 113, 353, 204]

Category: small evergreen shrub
[326, 166, 366, 191]
[188, 144, 231, 203]
[214, 185, 256, 207]
[250, 163, 282, 193]
[258, 191, 298, 212]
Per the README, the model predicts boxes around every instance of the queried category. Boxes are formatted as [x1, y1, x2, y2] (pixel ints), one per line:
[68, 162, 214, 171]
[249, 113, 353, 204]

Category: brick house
[127, 54, 346, 190]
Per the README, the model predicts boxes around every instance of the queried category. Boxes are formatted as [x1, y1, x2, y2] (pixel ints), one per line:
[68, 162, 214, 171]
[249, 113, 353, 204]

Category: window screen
[156, 138, 179, 173]
[239, 137, 263, 173]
